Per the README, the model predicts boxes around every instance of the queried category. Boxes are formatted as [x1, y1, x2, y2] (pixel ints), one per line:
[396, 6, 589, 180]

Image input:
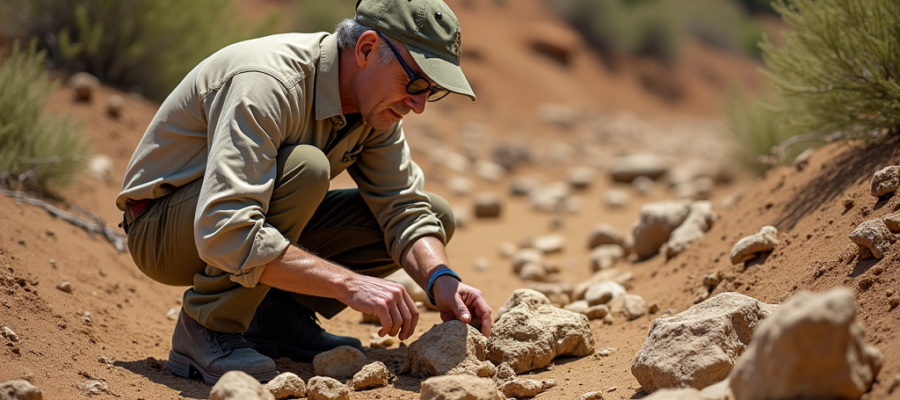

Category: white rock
[473, 193, 502, 218]
[312, 346, 369, 380]
[351, 361, 392, 391]
[587, 223, 624, 249]
[0, 380, 42, 399]
[664, 201, 716, 259]
[475, 160, 505, 182]
[564, 300, 590, 314]
[498, 242, 517, 258]
[584, 304, 610, 321]
[68, 72, 100, 101]
[533, 234, 565, 254]
[421, 375, 503, 400]
[307, 377, 350, 400]
[589, 245, 625, 272]
[166, 307, 180, 320]
[729, 289, 883, 400]
[452, 206, 469, 229]
[632, 175, 656, 196]
[730, 226, 779, 264]
[431, 149, 470, 173]
[106, 94, 125, 118]
[473, 257, 489, 271]
[508, 176, 538, 196]
[511, 249, 543, 273]
[499, 378, 556, 398]
[88, 154, 114, 184]
[400, 320, 494, 378]
[602, 189, 631, 208]
[573, 269, 634, 300]
[447, 176, 475, 196]
[871, 165, 900, 197]
[849, 218, 895, 260]
[609, 153, 670, 182]
[519, 263, 548, 282]
[622, 294, 648, 320]
[584, 281, 627, 306]
[567, 167, 595, 189]
[2, 326, 18, 342]
[265, 372, 306, 400]
[56, 281, 73, 293]
[632, 200, 692, 259]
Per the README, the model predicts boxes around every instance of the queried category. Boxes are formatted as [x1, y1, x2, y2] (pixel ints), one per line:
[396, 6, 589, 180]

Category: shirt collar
[314, 33, 345, 126]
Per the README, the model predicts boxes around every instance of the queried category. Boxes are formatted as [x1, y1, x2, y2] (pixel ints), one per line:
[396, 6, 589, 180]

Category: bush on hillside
[680, 0, 765, 57]
[0, 42, 88, 190]
[761, 0, 900, 137]
[4, 0, 263, 101]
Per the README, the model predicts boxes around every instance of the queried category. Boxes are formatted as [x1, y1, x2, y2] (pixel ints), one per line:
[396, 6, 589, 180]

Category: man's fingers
[375, 303, 392, 337]
[388, 300, 403, 337]
[399, 290, 418, 341]
[453, 292, 472, 323]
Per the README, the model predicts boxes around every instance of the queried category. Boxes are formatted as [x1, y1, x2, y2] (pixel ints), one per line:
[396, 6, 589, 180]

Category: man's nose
[406, 93, 427, 114]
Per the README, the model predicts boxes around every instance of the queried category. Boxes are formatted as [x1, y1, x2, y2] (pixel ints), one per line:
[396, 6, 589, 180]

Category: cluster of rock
[848, 165, 900, 260]
[499, 234, 567, 282]
[631, 289, 882, 400]
[632, 200, 718, 260]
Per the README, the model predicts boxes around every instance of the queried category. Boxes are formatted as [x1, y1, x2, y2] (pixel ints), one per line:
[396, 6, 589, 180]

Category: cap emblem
[451, 29, 462, 57]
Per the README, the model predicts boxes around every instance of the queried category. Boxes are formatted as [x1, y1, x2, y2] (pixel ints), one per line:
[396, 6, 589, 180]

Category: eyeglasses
[377, 32, 451, 102]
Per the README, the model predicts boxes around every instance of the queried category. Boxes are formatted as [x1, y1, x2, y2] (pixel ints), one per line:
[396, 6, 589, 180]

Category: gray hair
[335, 19, 394, 64]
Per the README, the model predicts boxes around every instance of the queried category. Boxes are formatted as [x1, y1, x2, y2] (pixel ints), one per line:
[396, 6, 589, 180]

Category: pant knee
[427, 192, 455, 243]
[276, 145, 331, 197]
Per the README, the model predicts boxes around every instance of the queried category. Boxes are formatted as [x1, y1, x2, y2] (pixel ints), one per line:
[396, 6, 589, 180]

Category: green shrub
[4, 0, 263, 101]
[680, 0, 765, 57]
[761, 0, 900, 137]
[0, 41, 88, 189]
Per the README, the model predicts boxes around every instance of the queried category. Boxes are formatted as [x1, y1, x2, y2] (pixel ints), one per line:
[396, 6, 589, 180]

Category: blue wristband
[427, 267, 461, 306]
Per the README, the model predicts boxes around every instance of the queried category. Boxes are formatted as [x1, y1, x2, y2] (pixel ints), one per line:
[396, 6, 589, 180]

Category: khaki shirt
[117, 33, 445, 288]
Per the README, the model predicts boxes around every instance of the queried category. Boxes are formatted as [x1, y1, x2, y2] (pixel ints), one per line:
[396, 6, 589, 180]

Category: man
[116, 0, 491, 385]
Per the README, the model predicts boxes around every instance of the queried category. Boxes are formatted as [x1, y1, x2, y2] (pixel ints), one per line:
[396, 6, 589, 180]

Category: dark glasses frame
[376, 32, 451, 102]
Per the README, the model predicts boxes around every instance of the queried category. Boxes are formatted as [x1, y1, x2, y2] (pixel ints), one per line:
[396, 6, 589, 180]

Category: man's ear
[355, 30, 379, 68]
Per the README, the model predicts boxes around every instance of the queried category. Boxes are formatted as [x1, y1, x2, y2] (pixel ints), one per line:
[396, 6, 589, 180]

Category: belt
[121, 198, 155, 233]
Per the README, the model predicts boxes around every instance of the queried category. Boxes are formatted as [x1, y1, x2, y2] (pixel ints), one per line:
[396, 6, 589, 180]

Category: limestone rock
[519, 263, 547, 282]
[0, 380, 42, 400]
[584, 305, 610, 321]
[884, 211, 900, 231]
[632, 176, 656, 196]
[528, 283, 572, 308]
[78, 380, 113, 396]
[567, 167, 595, 189]
[313, 346, 369, 380]
[492, 140, 531, 171]
[88, 154, 114, 184]
[68, 72, 99, 101]
[369, 333, 395, 349]
[609, 153, 670, 182]
[602, 189, 630, 209]
[106, 94, 124, 118]
[265, 373, 306, 400]
[401, 320, 494, 378]
[529, 182, 578, 213]
[871, 165, 900, 197]
[574, 269, 634, 300]
[622, 294, 648, 320]
[56, 281, 72, 294]
[307, 377, 350, 400]
[2, 326, 18, 342]
[633, 200, 692, 260]
[849, 218, 895, 260]
[533, 234, 564, 254]
[209, 371, 274, 400]
[587, 223, 624, 249]
[488, 289, 594, 373]
[511, 249, 543, 273]
[420, 375, 503, 400]
[475, 161, 505, 182]
[664, 201, 716, 259]
[564, 300, 590, 314]
[589, 245, 625, 272]
[585, 281, 627, 306]
[447, 176, 475, 196]
[509, 176, 538, 196]
[494, 362, 516, 385]
[631, 292, 777, 392]
[351, 361, 392, 391]
[729, 289, 883, 400]
[498, 242, 517, 258]
[499, 378, 557, 398]
[729, 226, 779, 265]
[473, 194, 502, 218]
[577, 391, 606, 400]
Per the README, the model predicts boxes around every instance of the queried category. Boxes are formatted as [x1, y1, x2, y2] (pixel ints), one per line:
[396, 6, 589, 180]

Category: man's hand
[431, 276, 492, 337]
[340, 274, 419, 340]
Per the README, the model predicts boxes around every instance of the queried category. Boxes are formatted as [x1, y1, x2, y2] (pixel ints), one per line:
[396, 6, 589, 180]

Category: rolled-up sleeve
[348, 121, 445, 264]
[195, 72, 299, 288]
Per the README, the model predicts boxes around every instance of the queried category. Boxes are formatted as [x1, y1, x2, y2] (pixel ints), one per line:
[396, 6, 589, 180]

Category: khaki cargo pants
[125, 145, 455, 333]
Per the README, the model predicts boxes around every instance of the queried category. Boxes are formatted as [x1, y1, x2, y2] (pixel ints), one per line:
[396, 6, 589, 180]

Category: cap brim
[406, 44, 476, 101]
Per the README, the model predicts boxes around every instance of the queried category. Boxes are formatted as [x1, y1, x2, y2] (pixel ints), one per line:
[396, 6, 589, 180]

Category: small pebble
[473, 257, 489, 271]
[2, 326, 18, 342]
[887, 290, 895, 298]
[20, 371, 34, 383]
[57, 281, 73, 293]
[890, 298, 899, 310]
[49, 259, 57, 268]
[98, 356, 112, 365]
[166, 307, 180, 320]
[82, 312, 92, 323]
[608, 387, 617, 392]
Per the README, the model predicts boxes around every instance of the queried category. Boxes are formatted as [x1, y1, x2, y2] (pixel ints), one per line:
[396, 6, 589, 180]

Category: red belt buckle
[127, 198, 154, 224]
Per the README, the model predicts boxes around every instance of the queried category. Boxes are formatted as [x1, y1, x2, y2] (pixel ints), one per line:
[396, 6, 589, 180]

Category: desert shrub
[761, 0, 900, 137]
[293, 0, 357, 34]
[680, 0, 765, 57]
[4, 0, 262, 101]
[0, 41, 88, 189]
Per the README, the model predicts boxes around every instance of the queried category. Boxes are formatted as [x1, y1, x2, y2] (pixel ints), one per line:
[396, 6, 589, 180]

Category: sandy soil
[1, 1, 898, 399]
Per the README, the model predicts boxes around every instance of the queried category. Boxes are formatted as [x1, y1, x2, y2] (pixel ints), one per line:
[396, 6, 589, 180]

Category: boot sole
[167, 350, 279, 386]
[247, 338, 319, 363]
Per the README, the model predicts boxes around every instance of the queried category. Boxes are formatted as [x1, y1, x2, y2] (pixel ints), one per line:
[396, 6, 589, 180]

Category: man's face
[354, 35, 430, 130]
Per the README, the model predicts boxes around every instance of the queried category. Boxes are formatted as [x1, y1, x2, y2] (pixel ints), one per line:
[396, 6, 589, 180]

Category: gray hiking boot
[167, 309, 278, 385]
[245, 289, 363, 362]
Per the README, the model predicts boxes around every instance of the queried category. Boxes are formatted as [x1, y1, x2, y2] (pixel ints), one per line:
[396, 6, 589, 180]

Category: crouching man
[116, 0, 490, 385]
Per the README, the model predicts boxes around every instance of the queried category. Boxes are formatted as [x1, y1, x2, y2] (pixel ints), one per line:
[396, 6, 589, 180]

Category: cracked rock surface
[730, 226, 779, 264]
[401, 320, 494, 378]
[849, 218, 895, 259]
[420, 375, 504, 400]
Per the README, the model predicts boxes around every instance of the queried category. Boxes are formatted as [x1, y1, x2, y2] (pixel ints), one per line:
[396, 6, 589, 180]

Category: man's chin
[363, 114, 399, 130]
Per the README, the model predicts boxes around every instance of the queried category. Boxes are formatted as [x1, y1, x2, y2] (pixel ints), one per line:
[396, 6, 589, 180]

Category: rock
[307, 377, 350, 400]
[622, 294, 648, 320]
[702, 272, 722, 293]
[488, 289, 594, 373]
[871, 165, 900, 197]
[475, 160, 505, 182]
[401, 320, 494, 378]
[0, 380, 42, 400]
[56, 282, 72, 294]
[78, 380, 114, 397]
[729, 289, 883, 400]
[313, 346, 369, 380]
[528, 283, 572, 308]
[602, 189, 630, 209]
[564, 300, 590, 314]
[577, 391, 606, 400]
[587, 223, 624, 249]
[633, 200, 692, 260]
[499, 378, 557, 398]
[498, 242, 517, 258]
[519, 263, 547, 282]
[567, 167, 595, 189]
[87, 154, 114, 184]
[351, 361, 392, 391]
[529, 182, 579, 213]
[493, 362, 517, 386]
[793, 148, 814, 170]
[609, 153, 670, 183]
[431, 149, 470, 173]
[631, 292, 777, 393]
[447, 176, 475, 196]
[632, 176, 656, 196]
[492, 140, 531, 171]
[511, 249, 543, 273]
[265, 373, 306, 400]
[106, 94, 124, 118]
[584, 305, 610, 321]
[663, 201, 716, 259]
[693, 177, 714, 200]
[68, 72, 100, 101]
[473, 194, 502, 218]
[473, 257, 489, 272]
[369, 333, 395, 349]
[730, 226, 779, 264]
[420, 375, 503, 400]
[574, 269, 634, 300]
[508, 176, 538, 196]
[166, 307, 180, 320]
[589, 245, 625, 272]
[849, 218, 895, 260]
[533, 234, 564, 254]
[641, 388, 703, 400]
[585, 281, 627, 306]
[2, 326, 18, 342]
[452, 206, 469, 229]
[884, 211, 900, 231]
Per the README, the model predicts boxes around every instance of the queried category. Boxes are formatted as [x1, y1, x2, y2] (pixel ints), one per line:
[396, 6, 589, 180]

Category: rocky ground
[1, 0, 899, 399]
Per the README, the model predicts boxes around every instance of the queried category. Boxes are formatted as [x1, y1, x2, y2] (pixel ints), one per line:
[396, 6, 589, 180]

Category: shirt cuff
[229, 223, 291, 288]
[392, 215, 447, 265]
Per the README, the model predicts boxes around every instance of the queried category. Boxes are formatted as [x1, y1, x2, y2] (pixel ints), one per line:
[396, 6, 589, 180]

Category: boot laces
[286, 300, 323, 338]
[215, 331, 256, 351]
